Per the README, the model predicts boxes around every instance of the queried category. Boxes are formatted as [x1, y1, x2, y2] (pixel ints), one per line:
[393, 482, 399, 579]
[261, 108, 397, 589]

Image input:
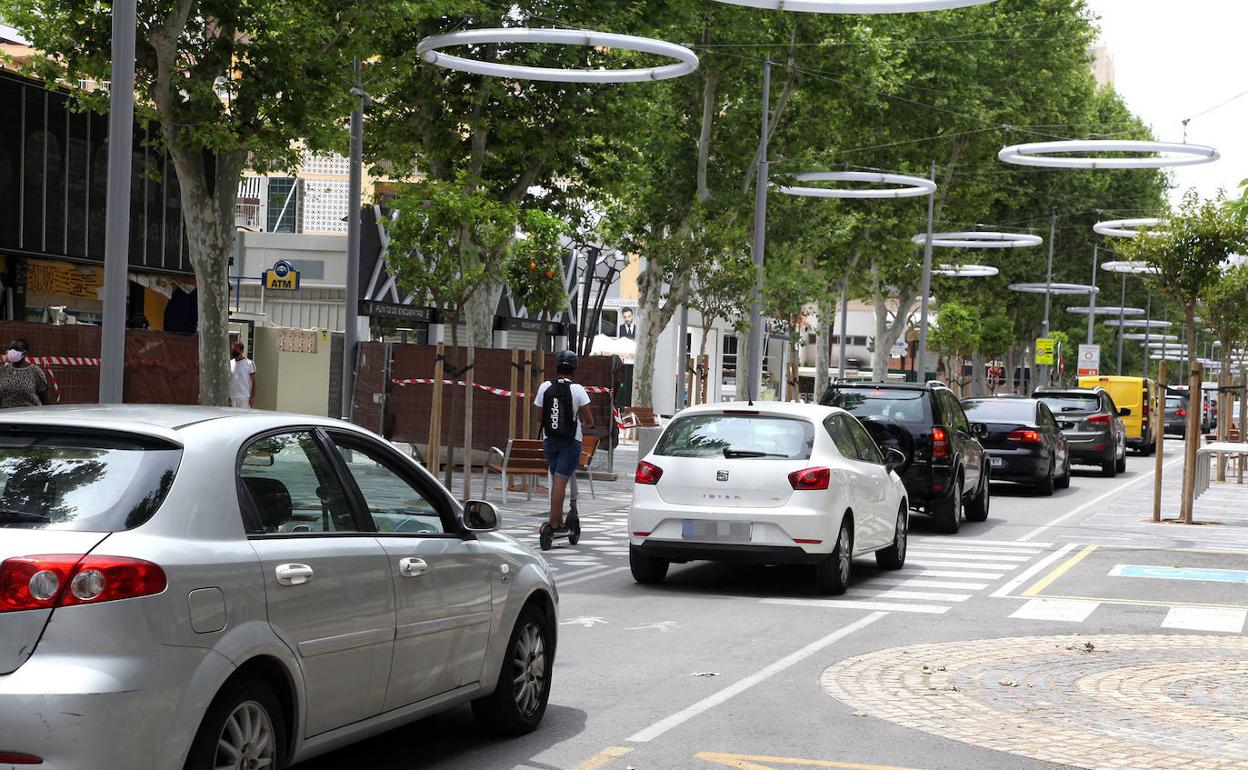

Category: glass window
[963, 399, 1039, 423]
[824, 416, 859, 459]
[1038, 404, 1056, 427]
[0, 432, 181, 532]
[944, 392, 970, 431]
[1037, 393, 1101, 414]
[841, 415, 885, 464]
[266, 177, 301, 234]
[240, 431, 356, 534]
[331, 437, 447, 535]
[656, 414, 815, 460]
[823, 387, 932, 423]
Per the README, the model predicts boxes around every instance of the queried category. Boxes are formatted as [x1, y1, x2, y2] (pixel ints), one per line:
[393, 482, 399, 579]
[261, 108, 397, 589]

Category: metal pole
[675, 304, 688, 410]
[342, 59, 365, 419]
[1087, 245, 1098, 345]
[1040, 208, 1056, 386]
[99, 0, 137, 403]
[1143, 291, 1151, 378]
[916, 162, 937, 382]
[580, 247, 598, 356]
[838, 278, 849, 381]
[746, 60, 771, 403]
[1116, 272, 1126, 375]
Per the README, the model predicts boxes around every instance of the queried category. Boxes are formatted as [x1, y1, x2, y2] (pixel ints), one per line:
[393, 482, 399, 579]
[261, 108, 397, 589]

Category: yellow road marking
[696, 752, 927, 770]
[569, 746, 633, 770]
[1022, 544, 1098, 596]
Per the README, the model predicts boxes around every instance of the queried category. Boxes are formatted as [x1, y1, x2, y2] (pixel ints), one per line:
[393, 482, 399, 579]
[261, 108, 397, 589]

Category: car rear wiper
[0, 509, 51, 523]
[723, 448, 784, 458]
[1060, 407, 1088, 412]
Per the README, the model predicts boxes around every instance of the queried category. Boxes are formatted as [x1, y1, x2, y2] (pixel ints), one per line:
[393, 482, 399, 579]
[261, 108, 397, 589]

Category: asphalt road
[302, 440, 1248, 770]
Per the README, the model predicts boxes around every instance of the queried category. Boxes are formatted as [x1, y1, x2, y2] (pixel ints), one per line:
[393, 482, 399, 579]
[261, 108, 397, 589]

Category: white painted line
[1016, 454, 1186, 542]
[846, 588, 972, 602]
[906, 550, 1031, 563]
[625, 612, 886, 743]
[761, 598, 950, 615]
[991, 542, 1079, 598]
[907, 544, 1045, 556]
[867, 577, 990, 591]
[907, 559, 1017, 571]
[1009, 598, 1100, 622]
[554, 564, 618, 580]
[1161, 606, 1248, 634]
[912, 537, 1052, 548]
[916, 569, 1010, 580]
[558, 566, 628, 588]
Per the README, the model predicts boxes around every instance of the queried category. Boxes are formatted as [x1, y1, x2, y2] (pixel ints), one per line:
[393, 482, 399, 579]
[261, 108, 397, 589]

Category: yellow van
[1078, 376, 1157, 454]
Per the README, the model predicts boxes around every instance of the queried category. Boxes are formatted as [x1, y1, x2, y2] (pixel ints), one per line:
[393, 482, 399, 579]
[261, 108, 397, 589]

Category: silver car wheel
[955, 480, 964, 523]
[214, 700, 275, 770]
[838, 526, 852, 584]
[512, 621, 546, 718]
[895, 509, 907, 561]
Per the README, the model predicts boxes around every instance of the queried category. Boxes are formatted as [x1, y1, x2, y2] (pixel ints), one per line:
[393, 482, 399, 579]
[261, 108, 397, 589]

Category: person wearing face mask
[0, 339, 48, 408]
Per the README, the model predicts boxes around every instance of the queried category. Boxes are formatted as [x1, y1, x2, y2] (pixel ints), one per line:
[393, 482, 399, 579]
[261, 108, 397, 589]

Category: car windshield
[655, 414, 815, 460]
[1166, 396, 1185, 408]
[1037, 394, 1101, 413]
[962, 400, 1037, 422]
[0, 431, 182, 532]
[823, 389, 932, 423]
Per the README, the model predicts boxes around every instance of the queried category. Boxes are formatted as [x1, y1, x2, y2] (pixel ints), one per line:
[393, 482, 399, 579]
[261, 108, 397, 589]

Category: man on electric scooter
[534, 350, 595, 545]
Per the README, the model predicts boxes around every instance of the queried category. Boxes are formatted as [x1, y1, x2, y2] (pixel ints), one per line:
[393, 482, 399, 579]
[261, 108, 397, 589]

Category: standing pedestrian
[534, 350, 594, 535]
[229, 341, 257, 409]
[0, 339, 48, 408]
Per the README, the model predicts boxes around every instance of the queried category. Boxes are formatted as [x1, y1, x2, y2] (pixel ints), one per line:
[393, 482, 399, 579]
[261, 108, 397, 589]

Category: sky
[1085, 0, 1248, 204]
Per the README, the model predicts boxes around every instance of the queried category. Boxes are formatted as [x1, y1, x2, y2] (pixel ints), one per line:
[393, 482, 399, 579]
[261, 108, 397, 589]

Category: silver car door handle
[275, 563, 314, 586]
[399, 557, 429, 578]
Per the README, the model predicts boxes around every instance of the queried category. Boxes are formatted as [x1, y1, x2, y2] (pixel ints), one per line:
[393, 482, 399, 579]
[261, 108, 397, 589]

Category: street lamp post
[342, 60, 368, 420]
[746, 60, 771, 403]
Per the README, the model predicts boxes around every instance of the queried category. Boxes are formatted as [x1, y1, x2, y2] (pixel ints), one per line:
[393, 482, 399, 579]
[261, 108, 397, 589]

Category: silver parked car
[0, 406, 558, 770]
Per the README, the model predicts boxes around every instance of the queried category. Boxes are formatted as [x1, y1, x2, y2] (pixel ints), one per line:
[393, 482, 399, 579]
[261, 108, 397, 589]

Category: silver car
[0, 406, 558, 770]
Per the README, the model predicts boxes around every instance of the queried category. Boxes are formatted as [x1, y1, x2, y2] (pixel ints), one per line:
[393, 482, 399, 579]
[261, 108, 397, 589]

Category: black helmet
[555, 349, 578, 372]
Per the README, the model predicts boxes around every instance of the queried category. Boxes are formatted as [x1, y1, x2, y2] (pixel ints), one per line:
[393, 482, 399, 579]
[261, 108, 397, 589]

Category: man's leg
[548, 473, 569, 530]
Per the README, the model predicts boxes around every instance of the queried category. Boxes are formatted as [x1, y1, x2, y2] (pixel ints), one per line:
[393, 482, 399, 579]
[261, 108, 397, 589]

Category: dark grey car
[1165, 394, 1189, 437]
[1034, 388, 1128, 477]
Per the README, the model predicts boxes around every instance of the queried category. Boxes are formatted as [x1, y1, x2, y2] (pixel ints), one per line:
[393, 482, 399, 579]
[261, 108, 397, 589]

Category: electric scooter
[539, 472, 581, 551]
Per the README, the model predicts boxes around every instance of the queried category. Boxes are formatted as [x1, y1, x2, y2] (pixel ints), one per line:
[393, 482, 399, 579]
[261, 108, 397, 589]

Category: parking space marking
[762, 599, 950, 615]
[695, 752, 927, 770]
[626, 613, 887, 743]
[1160, 606, 1248, 633]
[1110, 564, 1248, 584]
[1009, 598, 1100, 622]
[568, 746, 633, 770]
[1021, 544, 1098, 596]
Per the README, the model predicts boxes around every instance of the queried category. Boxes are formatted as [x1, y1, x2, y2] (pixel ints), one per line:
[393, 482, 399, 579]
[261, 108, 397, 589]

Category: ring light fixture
[1009, 283, 1099, 296]
[1093, 218, 1165, 239]
[998, 141, 1219, 170]
[1066, 306, 1145, 316]
[910, 232, 1043, 249]
[775, 171, 935, 199]
[1101, 260, 1159, 275]
[932, 264, 999, 277]
[709, 0, 995, 13]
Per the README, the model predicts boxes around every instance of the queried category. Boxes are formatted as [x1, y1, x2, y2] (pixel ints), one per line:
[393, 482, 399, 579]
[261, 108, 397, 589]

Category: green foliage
[930, 300, 980, 360]
[1202, 261, 1248, 352]
[977, 312, 1016, 360]
[505, 211, 570, 319]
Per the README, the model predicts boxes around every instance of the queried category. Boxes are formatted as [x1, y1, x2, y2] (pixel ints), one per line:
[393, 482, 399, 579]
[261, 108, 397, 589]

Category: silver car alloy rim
[513, 622, 546, 717]
[955, 481, 964, 523]
[896, 510, 907, 560]
[838, 526, 852, 584]
[215, 700, 275, 770]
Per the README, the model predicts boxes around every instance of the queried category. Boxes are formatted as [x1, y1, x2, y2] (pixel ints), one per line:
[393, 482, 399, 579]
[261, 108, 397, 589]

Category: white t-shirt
[230, 357, 257, 399]
[534, 379, 591, 441]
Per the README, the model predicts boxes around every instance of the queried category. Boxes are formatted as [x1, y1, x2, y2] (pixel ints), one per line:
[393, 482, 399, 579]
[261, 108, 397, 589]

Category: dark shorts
[543, 437, 582, 479]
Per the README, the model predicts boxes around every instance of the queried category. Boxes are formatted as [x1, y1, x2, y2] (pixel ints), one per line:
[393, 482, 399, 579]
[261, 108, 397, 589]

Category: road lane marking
[558, 567, 629, 588]
[845, 588, 971, 602]
[1016, 453, 1185, 542]
[1161, 606, 1248, 633]
[1110, 564, 1248, 584]
[695, 752, 927, 770]
[906, 559, 1016, 571]
[866, 577, 990, 591]
[1009, 598, 1099, 622]
[905, 550, 1031, 562]
[906, 544, 1044, 556]
[915, 569, 1009, 580]
[1022, 545, 1098, 596]
[761, 599, 950, 614]
[990, 543, 1079, 598]
[555, 564, 621, 580]
[569, 746, 633, 770]
[912, 537, 1051, 548]
[626, 613, 886, 743]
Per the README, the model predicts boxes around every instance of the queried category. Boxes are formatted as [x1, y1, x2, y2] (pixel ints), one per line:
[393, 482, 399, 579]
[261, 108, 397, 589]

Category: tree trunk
[815, 295, 834, 400]
[633, 263, 687, 409]
[465, 278, 501, 348]
[1181, 307, 1201, 523]
[870, 262, 889, 382]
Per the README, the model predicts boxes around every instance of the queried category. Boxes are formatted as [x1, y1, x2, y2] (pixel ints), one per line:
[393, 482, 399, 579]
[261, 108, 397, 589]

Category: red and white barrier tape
[29, 356, 101, 367]
[391, 378, 610, 398]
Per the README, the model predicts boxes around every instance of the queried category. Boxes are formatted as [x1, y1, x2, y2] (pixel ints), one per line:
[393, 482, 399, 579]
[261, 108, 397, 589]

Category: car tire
[629, 544, 669, 585]
[1115, 446, 1127, 474]
[1101, 454, 1117, 478]
[1035, 461, 1055, 496]
[184, 678, 288, 770]
[875, 505, 908, 570]
[472, 604, 554, 736]
[933, 476, 963, 534]
[1056, 455, 1071, 489]
[965, 474, 990, 522]
[816, 518, 853, 594]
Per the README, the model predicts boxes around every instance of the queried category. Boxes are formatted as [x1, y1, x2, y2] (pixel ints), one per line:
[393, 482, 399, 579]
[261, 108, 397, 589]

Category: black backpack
[541, 379, 577, 440]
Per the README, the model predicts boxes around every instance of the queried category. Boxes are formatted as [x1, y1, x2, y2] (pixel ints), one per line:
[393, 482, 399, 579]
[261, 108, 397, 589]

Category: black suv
[820, 381, 989, 533]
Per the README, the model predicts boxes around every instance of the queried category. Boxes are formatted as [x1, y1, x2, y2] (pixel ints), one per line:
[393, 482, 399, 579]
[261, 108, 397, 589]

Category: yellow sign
[263, 268, 300, 291]
[1035, 338, 1056, 366]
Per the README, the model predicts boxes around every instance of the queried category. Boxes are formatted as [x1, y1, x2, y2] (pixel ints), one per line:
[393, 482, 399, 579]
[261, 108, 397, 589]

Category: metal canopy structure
[775, 171, 935, 199]
[1104, 319, 1173, 329]
[910, 232, 1043, 249]
[998, 140, 1221, 170]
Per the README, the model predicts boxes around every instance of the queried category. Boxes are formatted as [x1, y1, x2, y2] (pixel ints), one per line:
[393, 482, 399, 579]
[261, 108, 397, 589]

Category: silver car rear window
[1038, 395, 1100, 413]
[655, 414, 815, 460]
[0, 432, 182, 532]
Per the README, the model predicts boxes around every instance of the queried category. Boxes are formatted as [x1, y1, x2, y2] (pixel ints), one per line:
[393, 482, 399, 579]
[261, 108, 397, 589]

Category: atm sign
[264, 266, 300, 291]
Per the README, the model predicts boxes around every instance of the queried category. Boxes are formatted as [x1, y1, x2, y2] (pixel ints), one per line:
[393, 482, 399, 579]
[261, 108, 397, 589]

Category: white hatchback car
[628, 402, 909, 594]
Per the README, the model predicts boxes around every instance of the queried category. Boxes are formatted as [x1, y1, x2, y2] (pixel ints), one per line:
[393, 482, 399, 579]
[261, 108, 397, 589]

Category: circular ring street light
[910, 232, 1043, 249]
[416, 28, 699, 83]
[1103, 319, 1174, 329]
[709, 0, 995, 13]
[1093, 218, 1165, 239]
[1009, 282, 1099, 295]
[1125, 334, 1177, 342]
[933, 264, 999, 277]
[998, 140, 1220, 170]
[1067, 306, 1145, 316]
[775, 171, 936, 199]
[1101, 260, 1159, 275]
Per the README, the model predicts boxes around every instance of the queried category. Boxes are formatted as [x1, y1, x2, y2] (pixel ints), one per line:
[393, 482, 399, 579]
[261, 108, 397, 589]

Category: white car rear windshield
[0, 432, 182, 532]
[655, 414, 815, 460]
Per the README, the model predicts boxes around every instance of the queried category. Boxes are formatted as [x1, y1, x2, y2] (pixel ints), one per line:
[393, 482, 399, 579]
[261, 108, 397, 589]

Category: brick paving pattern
[821, 634, 1248, 770]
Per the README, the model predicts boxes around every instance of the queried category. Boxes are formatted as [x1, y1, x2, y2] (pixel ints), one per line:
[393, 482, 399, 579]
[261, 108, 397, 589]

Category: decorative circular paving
[821, 635, 1248, 770]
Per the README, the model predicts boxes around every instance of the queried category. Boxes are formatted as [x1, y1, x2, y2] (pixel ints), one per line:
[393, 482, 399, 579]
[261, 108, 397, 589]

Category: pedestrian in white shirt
[229, 342, 257, 409]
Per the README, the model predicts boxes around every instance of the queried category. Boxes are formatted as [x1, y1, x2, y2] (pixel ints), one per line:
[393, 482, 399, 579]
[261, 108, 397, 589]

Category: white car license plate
[683, 519, 751, 542]
[989, 456, 1004, 468]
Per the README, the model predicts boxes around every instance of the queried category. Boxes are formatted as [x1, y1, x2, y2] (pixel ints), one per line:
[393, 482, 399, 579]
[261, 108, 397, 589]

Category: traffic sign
[1035, 338, 1055, 366]
[1077, 343, 1100, 377]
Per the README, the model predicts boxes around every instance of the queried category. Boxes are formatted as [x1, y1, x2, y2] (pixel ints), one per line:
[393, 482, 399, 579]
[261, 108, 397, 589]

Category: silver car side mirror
[462, 500, 500, 533]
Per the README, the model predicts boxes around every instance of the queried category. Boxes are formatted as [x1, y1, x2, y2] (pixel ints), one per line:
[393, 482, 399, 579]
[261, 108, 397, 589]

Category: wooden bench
[484, 439, 548, 503]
